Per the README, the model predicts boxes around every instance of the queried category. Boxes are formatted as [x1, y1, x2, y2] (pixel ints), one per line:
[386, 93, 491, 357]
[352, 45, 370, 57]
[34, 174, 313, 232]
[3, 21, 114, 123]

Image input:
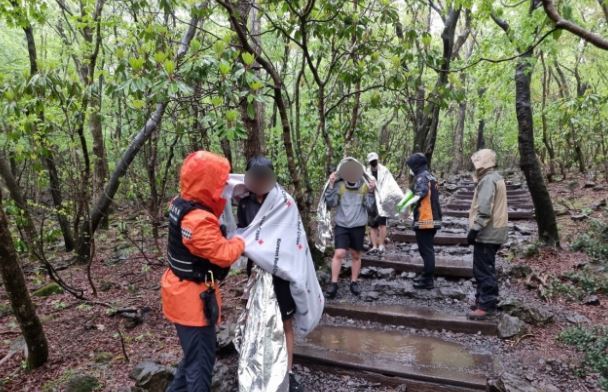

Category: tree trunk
[539, 52, 556, 182]
[450, 97, 466, 173]
[23, 24, 75, 252]
[0, 189, 49, 369]
[515, 52, 560, 246]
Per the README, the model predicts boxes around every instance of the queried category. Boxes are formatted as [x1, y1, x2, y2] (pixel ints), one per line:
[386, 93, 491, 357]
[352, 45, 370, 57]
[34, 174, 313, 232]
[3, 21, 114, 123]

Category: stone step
[391, 231, 468, 245]
[455, 190, 529, 197]
[446, 202, 534, 211]
[362, 255, 473, 278]
[325, 303, 497, 335]
[295, 325, 492, 390]
[443, 209, 534, 220]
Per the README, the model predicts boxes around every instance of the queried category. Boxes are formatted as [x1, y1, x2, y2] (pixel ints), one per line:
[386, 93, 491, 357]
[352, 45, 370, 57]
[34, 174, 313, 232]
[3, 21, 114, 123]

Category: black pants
[473, 242, 500, 311]
[415, 229, 436, 278]
[167, 324, 216, 392]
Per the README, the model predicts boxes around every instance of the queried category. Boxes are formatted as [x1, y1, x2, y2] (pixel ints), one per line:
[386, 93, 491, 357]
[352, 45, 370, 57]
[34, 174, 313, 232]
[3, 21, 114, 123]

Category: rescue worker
[402, 153, 442, 290]
[236, 156, 302, 392]
[467, 149, 508, 320]
[161, 151, 245, 391]
[325, 164, 376, 299]
[365, 152, 396, 256]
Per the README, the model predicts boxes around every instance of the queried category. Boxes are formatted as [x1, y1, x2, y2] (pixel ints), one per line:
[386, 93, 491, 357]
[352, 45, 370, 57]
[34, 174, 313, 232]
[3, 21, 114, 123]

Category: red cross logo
[258, 239, 264, 245]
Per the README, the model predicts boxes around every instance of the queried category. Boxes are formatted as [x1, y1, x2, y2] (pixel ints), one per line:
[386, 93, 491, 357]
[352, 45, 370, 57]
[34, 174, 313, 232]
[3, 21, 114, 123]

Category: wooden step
[325, 303, 497, 335]
[295, 325, 492, 390]
[362, 255, 473, 278]
[391, 231, 467, 245]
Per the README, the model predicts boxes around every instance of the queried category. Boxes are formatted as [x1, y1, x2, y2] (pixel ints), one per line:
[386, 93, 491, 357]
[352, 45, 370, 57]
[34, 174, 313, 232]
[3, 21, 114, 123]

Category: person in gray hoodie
[324, 170, 376, 299]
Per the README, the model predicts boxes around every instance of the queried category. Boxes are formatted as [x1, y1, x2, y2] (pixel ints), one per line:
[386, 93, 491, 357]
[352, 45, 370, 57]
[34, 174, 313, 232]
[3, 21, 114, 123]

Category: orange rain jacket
[161, 151, 245, 327]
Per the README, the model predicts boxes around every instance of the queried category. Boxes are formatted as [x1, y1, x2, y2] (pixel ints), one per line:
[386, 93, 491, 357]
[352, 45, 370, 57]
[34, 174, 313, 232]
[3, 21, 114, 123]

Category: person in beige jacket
[466, 149, 508, 320]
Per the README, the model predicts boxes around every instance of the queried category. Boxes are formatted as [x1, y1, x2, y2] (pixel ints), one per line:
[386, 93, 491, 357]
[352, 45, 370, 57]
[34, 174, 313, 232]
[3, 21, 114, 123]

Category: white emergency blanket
[365, 163, 405, 218]
[225, 174, 324, 336]
[234, 267, 289, 392]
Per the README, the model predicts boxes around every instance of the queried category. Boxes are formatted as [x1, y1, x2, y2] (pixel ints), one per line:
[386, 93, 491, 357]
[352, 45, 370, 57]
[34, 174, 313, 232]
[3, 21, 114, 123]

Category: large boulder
[497, 314, 527, 339]
[129, 361, 175, 392]
[32, 282, 64, 297]
[498, 298, 553, 326]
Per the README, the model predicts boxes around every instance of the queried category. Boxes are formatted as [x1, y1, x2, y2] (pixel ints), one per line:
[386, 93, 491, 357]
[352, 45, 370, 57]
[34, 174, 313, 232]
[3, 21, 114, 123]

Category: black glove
[467, 229, 479, 246]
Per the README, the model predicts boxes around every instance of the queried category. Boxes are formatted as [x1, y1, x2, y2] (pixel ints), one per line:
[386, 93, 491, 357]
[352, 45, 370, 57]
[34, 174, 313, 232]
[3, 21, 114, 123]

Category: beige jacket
[468, 149, 508, 244]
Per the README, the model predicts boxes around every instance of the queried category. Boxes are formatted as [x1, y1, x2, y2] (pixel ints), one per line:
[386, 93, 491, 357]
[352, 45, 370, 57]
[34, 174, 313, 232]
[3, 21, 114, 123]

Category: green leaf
[219, 61, 231, 76]
[164, 59, 176, 75]
[211, 96, 224, 106]
[225, 109, 238, 122]
[241, 52, 255, 66]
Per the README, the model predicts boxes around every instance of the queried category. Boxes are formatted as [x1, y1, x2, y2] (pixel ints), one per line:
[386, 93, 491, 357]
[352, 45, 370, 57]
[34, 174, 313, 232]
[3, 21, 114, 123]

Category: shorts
[273, 275, 296, 321]
[369, 216, 387, 229]
[334, 225, 366, 251]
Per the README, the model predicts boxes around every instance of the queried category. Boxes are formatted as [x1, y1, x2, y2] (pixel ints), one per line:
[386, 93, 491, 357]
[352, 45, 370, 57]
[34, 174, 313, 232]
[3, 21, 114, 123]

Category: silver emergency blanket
[365, 163, 405, 218]
[234, 267, 289, 392]
[224, 174, 324, 336]
[315, 157, 404, 252]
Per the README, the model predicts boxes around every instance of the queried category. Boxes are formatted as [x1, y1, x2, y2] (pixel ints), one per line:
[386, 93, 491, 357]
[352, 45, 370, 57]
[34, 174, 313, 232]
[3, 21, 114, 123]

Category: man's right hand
[329, 172, 337, 187]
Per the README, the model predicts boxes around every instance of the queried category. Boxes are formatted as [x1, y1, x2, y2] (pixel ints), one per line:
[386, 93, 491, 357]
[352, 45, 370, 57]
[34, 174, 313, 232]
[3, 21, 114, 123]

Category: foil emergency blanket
[365, 163, 405, 218]
[234, 268, 289, 392]
[224, 174, 324, 336]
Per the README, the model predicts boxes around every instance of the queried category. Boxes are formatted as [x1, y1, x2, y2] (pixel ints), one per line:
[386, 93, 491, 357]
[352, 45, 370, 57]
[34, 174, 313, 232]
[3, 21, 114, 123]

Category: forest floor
[0, 176, 607, 391]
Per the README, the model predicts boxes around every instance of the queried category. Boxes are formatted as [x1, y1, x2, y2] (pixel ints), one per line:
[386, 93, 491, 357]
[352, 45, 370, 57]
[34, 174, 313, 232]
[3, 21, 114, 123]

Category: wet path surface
[296, 325, 493, 389]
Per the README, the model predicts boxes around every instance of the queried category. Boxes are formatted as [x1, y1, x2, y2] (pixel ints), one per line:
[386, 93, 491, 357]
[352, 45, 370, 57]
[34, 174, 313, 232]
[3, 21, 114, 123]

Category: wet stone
[362, 291, 380, 302]
[497, 314, 527, 339]
[566, 313, 591, 325]
[360, 267, 378, 279]
[438, 286, 467, 300]
[129, 361, 174, 392]
[488, 372, 541, 392]
[376, 268, 396, 280]
[498, 298, 553, 326]
[583, 295, 600, 306]
[64, 375, 100, 392]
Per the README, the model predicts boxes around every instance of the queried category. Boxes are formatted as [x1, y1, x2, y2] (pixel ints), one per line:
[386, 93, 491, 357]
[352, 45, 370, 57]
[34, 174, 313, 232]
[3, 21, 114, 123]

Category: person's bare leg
[370, 228, 379, 249]
[378, 225, 387, 250]
[283, 318, 294, 371]
[350, 249, 362, 281]
[331, 249, 347, 282]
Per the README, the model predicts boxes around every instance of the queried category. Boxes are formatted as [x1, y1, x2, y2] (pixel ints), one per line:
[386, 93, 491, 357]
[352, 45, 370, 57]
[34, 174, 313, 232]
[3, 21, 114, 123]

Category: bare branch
[542, 0, 608, 50]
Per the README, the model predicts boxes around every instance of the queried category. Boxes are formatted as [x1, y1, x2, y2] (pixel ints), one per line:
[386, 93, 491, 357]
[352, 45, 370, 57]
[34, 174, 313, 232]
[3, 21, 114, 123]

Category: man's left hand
[368, 179, 377, 192]
[467, 229, 479, 246]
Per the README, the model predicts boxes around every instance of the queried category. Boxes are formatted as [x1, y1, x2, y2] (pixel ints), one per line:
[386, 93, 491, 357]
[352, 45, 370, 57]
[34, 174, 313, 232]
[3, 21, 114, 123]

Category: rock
[498, 298, 553, 326]
[64, 375, 99, 392]
[566, 313, 591, 325]
[438, 286, 467, 300]
[360, 267, 378, 279]
[583, 181, 596, 188]
[129, 361, 174, 392]
[554, 207, 569, 216]
[513, 225, 532, 235]
[376, 268, 396, 280]
[406, 272, 417, 279]
[371, 280, 414, 297]
[362, 291, 380, 302]
[32, 282, 64, 297]
[488, 372, 541, 392]
[211, 360, 236, 391]
[583, 295, 600, 306]
[497, 314, 527, 339]
[316, 271, 330, 285]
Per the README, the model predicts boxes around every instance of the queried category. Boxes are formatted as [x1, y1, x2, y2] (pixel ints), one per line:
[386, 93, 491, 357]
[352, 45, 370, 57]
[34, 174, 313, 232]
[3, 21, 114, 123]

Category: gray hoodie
[325, 179, 376, 228]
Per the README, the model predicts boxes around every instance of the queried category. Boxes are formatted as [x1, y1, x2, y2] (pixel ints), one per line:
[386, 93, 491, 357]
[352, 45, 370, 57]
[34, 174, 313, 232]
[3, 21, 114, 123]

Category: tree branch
[542, 0, 608, 50]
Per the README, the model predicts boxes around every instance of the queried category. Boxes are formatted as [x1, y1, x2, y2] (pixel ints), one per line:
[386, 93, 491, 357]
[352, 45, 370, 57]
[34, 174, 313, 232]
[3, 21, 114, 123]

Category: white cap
[367, 152, 379, 162]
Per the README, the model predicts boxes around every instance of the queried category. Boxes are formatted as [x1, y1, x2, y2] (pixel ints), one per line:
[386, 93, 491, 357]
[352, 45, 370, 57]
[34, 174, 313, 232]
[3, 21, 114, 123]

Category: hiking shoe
[325, 282, 338, 299]
[413, 274, 425, 282]
[377, 248, 385, 256]
[289, 373, 303, 392]
[467, 308, 496, 320]
[413, 279, 434, 290]
[367, 248, 379, 256]
[350, 281, 362, 296]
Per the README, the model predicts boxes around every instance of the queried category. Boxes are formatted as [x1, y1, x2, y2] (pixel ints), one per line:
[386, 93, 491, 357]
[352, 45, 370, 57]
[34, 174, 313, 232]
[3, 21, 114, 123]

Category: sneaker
[413, 279, 434, 290]
[350, 281, 361, 296]
[377, 247, 385, 256]
[413, 274, 425, 282]
[367, 248, 379, 255]
[467, 308, 496, 320]
[289, 372, 303, 392]
[325, 282, 338, 299]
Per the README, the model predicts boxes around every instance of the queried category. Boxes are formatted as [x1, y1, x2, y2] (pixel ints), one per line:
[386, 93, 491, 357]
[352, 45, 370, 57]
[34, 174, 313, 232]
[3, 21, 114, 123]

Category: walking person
[365, 152, 399, 256]
[401, 153, 442, 290]
[161, 151, 245, 391]
[236, 156, 302, 392]
[466, 149, 508, 320]
[324, 159, 376, 299]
